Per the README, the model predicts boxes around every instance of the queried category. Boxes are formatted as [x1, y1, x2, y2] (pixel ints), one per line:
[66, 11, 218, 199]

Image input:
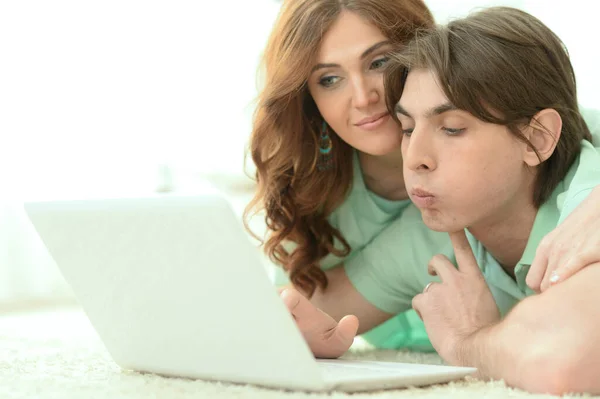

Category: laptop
[24, 188, 476, 392]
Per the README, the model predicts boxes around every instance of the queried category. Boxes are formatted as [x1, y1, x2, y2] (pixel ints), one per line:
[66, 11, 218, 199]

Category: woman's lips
[354, 112, 390, 131]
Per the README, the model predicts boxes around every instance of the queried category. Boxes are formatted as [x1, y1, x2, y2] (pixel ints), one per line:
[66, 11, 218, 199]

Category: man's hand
[280, 288, 359, 358]
[412, 230, 500, 366]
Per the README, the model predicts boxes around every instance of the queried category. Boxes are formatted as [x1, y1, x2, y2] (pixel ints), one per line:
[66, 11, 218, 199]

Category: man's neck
[468, 194, 538, 276]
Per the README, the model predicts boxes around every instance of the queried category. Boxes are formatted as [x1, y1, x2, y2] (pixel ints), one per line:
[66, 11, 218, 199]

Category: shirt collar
[516, 178, 565, 268]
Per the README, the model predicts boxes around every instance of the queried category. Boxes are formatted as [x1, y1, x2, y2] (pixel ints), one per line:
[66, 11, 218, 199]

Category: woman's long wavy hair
[244, 0, 434, 297]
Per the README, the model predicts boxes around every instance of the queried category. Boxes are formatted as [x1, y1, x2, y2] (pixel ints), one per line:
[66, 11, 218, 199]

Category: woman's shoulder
[330, 151, 410, 222]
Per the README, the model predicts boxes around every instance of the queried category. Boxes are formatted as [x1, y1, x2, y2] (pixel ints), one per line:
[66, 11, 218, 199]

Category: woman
[245, 0, 600, 352]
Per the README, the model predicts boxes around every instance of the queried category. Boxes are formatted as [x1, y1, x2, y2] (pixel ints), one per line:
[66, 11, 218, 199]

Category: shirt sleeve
[580, 105, 600, 146]
[343, 205, 453, 314]
[558, 140, 600, 223]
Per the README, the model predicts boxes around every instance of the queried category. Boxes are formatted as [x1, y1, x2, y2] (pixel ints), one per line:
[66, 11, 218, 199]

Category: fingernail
[549, 272, 560, 284]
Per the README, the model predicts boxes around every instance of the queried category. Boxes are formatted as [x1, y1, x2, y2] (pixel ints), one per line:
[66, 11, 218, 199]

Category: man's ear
[522, 108, 562, 167]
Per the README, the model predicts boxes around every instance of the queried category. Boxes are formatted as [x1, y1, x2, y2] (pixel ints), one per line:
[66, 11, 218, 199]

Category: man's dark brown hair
[385, 6, 592, 207]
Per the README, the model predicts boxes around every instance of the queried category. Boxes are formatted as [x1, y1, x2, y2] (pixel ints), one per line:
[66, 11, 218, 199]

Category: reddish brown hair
[245, 0, 434, 296]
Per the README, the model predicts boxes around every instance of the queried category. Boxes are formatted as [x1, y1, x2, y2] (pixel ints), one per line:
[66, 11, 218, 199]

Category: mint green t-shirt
[343, 108, 600, 349]
[467, 139, 600, 311]
[273, 108, 600, 350]
[323, 153, 428, 349]
[581, 106, 600, 144]
[273, 151, 411, 284]
[271, 151, 426, 349]
[322, 151, 411, 268]
[345, 140, 600, 319]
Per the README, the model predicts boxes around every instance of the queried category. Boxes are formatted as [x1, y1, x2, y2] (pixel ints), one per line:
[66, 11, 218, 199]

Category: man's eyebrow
[311, 40, 393, 74]
[395, 103, 410, 117]
[395, 102, 459, 118]
[427, 103, 459, 118]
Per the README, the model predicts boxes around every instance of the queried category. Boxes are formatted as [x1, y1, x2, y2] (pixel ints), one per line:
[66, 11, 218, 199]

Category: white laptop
[24, 188, 476, 392]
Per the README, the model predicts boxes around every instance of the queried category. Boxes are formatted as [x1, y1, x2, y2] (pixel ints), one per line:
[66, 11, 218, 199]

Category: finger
[543, 242, 568, 289]
[548, 250, 597, 288]
[428, 254, 458, 283]
[541, 235, 582, 291]
[281, 289, 354, 358]
[281, 288, 316, 319]
[422, 281, 437, 294]
[333, 315, 359, 346]
[316, 315, 359, 359]
[412, 293, 425, 320]
[277, 286, 288, 295]
[449, 230, 480, 275]
[539, 262, 556, 292]
[281, 287, 345, 336]
[526, 244, 548, 293]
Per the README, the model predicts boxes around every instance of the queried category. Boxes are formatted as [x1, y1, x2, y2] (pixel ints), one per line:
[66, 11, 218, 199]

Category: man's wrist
[456, 323, 500, 377]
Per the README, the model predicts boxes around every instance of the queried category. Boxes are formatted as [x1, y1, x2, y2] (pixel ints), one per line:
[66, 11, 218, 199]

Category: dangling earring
[317, 121, 334, 171]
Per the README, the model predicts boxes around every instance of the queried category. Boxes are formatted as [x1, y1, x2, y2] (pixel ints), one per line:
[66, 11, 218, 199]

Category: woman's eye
[318, 76, 341, 88]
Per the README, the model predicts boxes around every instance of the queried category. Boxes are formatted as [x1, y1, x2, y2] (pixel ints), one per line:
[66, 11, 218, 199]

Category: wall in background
[1, 0, 598, 305]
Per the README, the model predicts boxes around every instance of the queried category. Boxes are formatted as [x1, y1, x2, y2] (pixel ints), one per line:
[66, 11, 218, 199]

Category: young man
[281, 7, 600, 394]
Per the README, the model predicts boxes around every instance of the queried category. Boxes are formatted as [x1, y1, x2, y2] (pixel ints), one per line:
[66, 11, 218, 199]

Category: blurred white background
[0, 0, 598, 305]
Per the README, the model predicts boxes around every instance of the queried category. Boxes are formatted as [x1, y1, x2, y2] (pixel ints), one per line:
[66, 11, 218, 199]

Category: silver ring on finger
[423, 282, 435, 294]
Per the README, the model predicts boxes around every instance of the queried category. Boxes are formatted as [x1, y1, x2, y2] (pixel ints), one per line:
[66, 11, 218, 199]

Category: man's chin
[421, 212, 460, 233]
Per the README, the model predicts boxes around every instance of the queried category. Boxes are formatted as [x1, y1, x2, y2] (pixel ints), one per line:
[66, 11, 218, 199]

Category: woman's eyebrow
[311, 40, 392, 74]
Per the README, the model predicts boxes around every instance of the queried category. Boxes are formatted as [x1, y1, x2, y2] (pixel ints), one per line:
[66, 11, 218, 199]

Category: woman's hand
[527, 186, 600, 292]
[280, 288, 359, 358]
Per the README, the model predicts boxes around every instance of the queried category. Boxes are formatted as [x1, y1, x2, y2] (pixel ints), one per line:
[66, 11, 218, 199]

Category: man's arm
[463, 262, 600, 395]
[413, 230, 600, 395]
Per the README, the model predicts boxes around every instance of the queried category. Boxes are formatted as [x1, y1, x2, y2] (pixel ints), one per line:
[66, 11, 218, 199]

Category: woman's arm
[527, 179, 600, 292]
[280, 266, 393, 359]
[280, 206, 449, 357]
[310, 266, 393, 333]
[274, 257, 393, 334]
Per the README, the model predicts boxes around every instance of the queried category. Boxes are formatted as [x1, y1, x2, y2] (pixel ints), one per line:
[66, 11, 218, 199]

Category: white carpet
[0, 306, 592, 399]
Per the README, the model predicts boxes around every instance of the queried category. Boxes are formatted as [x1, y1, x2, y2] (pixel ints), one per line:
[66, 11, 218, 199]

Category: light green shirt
[274, 107, 600, 289]
[273, 151, 412, 285]
[582, 105, 600, 145]
[345, 140, 600, 315]
[322, 151, 412, 268]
